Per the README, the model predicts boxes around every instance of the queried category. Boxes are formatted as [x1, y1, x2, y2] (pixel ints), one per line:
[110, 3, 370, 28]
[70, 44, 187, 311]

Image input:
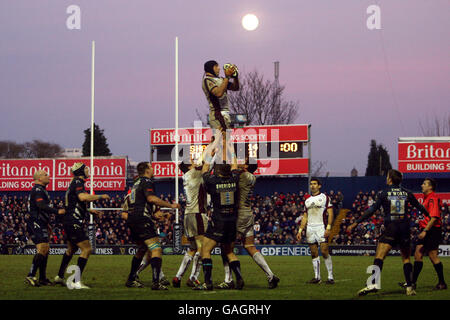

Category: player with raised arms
[124, 162, 180, 290]
[172, 156, 208, 288]
[217, 160, 280, 289]
[348, 169, 430, 296]
[25, 170, 65, 287]
[202, 60, 239, 163]
[194, 154, 243, 290]
[296, 178, 335, 284]
[54, 163, 109, 289]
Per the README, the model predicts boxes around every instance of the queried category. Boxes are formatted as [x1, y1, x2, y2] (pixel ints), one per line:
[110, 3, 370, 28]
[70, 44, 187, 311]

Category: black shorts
[31, 221, 49, 245]
[378, 221, 411, 249]
[63, 223, 89, 245]
[127, 218, 158, 243]
[205, 216, 237, 244]
[416, 227, 441, 252]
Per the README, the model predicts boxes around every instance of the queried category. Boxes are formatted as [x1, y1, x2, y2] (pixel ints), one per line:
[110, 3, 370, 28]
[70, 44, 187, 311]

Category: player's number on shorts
[66, 265, 81, 290]
[366, 265, 381, 289]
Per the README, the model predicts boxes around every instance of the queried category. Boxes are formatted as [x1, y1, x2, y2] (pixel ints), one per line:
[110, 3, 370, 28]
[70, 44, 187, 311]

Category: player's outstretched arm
[408, 192, 430, 217]
[36, 198, 64, 215]
[88, 208, 104, 218]
[348, 198, 381, 232]
[228, 75, 239, 91]
[78, 193, 110, 203]
[147, 195, 180, 210]
[231, 153, 238, 171]
[201, 162, 211, 175]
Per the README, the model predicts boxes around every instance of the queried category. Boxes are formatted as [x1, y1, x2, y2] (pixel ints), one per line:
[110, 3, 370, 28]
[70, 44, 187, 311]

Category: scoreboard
[150, 124, 310, 177]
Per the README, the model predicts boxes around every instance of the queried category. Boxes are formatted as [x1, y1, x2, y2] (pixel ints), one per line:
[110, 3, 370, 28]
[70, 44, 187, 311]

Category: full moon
[242, 14, 259, 31]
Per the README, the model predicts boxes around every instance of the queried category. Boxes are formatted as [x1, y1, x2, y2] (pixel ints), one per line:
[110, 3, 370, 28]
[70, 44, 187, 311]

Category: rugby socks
[159, 269, 166, 281]
[252, 252, 274, 280]
[221, 251, 232, 283]
[412, 261, 423, 284]
[176, 252, 193, 279]
[312, 257, 320, 280]
[433, 262, 445, 284]
[39, 255, 49, 280]
[229, 260, 243, 281]
[403, 263, 413, 287]
[150, 257, 162, 284]
[128, 256, 143, 281]
[136, 254, 150, 275]
[77, 257, 88, 276]
[202, 258, 213, 285]
[58, 253, 73, 278]
[28, 253, 45, 277]
[189, 252, 201, 280]
[324, 256, 334, 280]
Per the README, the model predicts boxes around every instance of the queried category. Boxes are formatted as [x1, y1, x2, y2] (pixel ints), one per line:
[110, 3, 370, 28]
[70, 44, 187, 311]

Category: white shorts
[184, 213, 208, 239]
[306, 224, 326, 244]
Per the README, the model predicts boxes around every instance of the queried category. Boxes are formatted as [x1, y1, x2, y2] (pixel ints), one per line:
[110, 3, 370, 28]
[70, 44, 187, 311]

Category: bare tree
[0, 141, 26, 158]
[228, 70, 299, 125]
[419, 114, 450, 136]
[0, 140, 63, 158]
[24, 140, 63, 158]
[311, 160, 327, 177]
[196, 70, 300, 125]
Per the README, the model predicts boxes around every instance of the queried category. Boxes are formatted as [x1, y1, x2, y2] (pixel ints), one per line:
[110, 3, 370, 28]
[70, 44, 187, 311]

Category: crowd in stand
[1, 189, 449, 250]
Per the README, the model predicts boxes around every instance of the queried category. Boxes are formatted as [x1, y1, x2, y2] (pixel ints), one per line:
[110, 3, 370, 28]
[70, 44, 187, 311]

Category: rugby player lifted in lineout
[202, 60, 239, 163]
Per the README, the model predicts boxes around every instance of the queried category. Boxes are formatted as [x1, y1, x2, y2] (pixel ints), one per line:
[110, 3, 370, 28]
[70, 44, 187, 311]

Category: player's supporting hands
[324, 229, 330, 238]
[418, 231, 427, 240]
[154, 210, 172, 222]
[347, 222, 357, 233]
[171, 203, 181, 210]
[89, 209, 104, 218]
[296, 229, 303, 242]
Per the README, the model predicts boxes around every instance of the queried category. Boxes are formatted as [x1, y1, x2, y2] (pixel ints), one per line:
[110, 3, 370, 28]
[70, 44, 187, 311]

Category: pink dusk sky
[1, 0, 449, 176]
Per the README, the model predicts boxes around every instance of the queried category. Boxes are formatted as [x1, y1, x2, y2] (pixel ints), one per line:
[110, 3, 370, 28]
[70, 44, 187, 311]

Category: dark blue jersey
[64, 177, 88, 225]
[356, 185, 429, 224]
[28, 184, 57, 225]
[127, 177, 156, 222]
[203, 170, 240, 221]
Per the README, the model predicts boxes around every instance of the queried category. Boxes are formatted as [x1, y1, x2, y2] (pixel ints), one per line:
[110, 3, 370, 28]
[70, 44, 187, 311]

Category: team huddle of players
[23, 60, 446, 295]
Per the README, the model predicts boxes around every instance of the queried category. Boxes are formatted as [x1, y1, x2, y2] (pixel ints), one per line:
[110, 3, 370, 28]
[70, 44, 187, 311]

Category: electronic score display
[150, 124, 310, 177]
[154, 141, 303, 162]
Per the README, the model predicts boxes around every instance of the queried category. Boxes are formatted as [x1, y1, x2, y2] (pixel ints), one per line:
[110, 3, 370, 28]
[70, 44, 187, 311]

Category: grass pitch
[0, 255, 448, 300]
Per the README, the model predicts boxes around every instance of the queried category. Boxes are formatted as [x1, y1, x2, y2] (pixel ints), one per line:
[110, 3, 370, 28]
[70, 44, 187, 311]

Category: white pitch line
[202, 291, 217, 295]
[334, 279, 352, 282]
